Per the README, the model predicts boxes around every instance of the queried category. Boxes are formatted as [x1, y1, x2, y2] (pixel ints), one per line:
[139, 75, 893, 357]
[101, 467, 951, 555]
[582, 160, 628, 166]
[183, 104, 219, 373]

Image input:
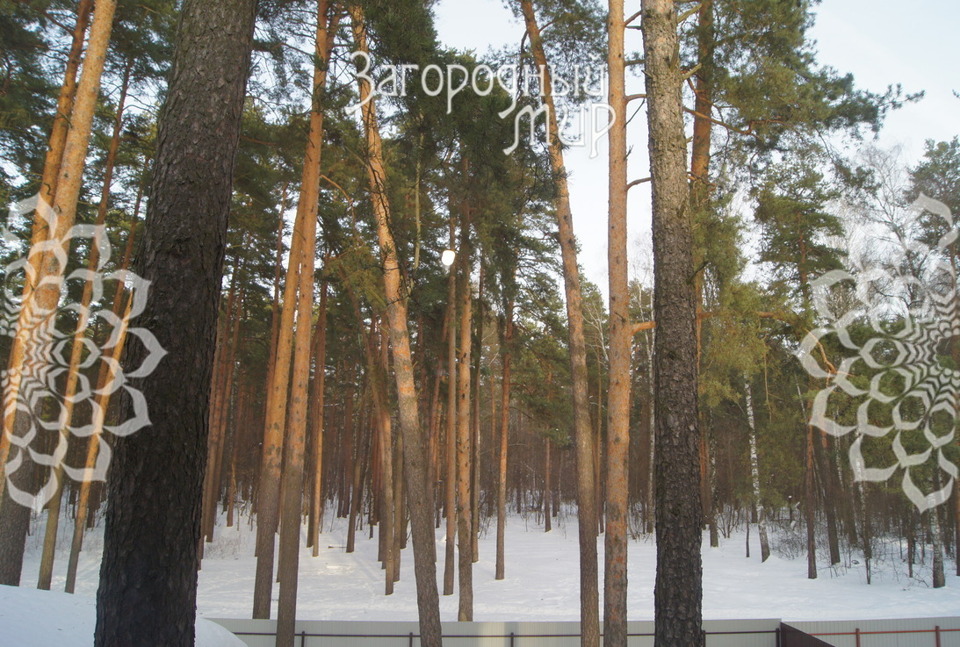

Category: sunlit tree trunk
[455, 213, 474, 621]
[37, 57, 132, 590]
[274, 4, 336, 642]
[308, 282, 329, 556]
[65, 180, 143, 594]
[0, 0, 118, 586]
[517, 3, 599, 643]
[495, 298, 513, 580]
[351, 9, 442, 644]
[604, 0, 630, 643]
[443, 219, 458, 596]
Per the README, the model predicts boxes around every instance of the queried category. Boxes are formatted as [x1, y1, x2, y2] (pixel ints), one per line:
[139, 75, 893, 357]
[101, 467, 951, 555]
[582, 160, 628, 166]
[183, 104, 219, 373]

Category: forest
[0, 1, 958, 647]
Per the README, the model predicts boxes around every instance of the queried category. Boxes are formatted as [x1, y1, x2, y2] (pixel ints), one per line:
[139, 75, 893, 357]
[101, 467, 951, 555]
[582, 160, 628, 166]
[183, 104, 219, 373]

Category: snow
[0, 584, 246, 647]
[16, 507, 960, 627]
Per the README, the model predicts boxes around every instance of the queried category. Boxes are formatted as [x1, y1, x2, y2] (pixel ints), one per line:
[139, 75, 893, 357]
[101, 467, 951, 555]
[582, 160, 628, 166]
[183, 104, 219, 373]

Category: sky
[431, 0, 960, 296]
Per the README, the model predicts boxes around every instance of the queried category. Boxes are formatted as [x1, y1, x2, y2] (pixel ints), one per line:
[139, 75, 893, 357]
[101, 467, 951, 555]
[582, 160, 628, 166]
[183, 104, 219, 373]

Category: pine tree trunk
[642, 1, 703, 645]
[308, 282, 329, 556]
[805, 421, 817, 579]
[818, 434, 841, 566]
[604, 1, 630, 643]
[37, 58, 131, 590]
[744, 377, 769, 562]
[517, 3, 599, 643]
[690, 0, 717, 553]
[65, 181, 143, 595]
[455, 214, 474, 621]
[93, 0, 256, 643]
[495, 299, 513, 580]
[202, 263, 243, 545]
[274, 6, 334, 643]
[251, 45, 318, 618]
[470, 270, 483, 563]
[351, 10, 442, 644]
[443, 237, 458, 595]
[0, 0, 118, 586]
[372, 324, 396, 595]
[544, 438, 552, 533]
[858, 481, 871, 584]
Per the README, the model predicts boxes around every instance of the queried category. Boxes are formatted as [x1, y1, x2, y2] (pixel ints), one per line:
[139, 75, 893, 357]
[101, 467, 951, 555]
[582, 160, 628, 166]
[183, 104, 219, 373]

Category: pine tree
[94, 0, 257, 643]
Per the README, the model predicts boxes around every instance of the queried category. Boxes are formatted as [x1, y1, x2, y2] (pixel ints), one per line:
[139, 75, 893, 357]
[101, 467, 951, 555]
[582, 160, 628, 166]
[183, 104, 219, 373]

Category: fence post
[510, 631, 515, 647]
[300, 630, 306, 647]
[409, 631, 414, 647]
[775, 627, 780, 647]
[935, 625, 941, 647]
[854, 627, 860, 647]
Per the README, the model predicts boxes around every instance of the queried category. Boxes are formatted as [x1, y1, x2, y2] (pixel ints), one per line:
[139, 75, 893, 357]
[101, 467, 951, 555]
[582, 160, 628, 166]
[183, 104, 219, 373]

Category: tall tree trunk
[517, 3, 599, 644]
[818, 434, 841, 565]
[470, 267, 483, 563]
[308, 282, 329, 556]
[0, 0, 118, 586]
[93, 0, 256, 643]
[372, 323, 396, 594]
[744, 377, 769, 562]
[251, 40, 320, 618]
[544, 438, 553, 532]
[455, 214, 474, 621]
[495, 299, 513, 580]
[65, 181, 143, 595]
[689, 0, 718, 550]
[37, 58, 131, 590]
[932, 476, 946, 588]
[350, 10, 442, 645]
[35, 0, 93, 211]
[804, 420, 817, 579]
[274, 5, 335, 643]
[202, 263, 243, 545]
[604, 0, 630, 643]
[642, 1, 703, 645]
[443, 229, 458, 595]
[346, 383, 365, 554]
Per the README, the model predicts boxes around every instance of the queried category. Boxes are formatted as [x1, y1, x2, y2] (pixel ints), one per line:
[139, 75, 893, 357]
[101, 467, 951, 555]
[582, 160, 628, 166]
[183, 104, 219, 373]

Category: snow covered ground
[0, 584, 246, 647]
[19, 507, 960, 624]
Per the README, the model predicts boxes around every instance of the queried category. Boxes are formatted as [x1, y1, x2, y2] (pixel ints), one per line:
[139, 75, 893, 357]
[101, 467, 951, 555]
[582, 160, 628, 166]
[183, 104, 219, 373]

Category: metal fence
[207, 618, 960, 647]
[207, 619, 777, 647]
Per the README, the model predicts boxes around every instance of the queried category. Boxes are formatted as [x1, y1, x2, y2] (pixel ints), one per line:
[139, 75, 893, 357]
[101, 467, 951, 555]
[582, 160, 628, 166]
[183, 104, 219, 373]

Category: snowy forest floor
[19, 505, 960, 623]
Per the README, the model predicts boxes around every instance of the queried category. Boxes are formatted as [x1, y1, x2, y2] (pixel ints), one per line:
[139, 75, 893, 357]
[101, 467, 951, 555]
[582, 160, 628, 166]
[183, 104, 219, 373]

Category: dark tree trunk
[94, 0, 256, 644]
[642, 1, 703, 646]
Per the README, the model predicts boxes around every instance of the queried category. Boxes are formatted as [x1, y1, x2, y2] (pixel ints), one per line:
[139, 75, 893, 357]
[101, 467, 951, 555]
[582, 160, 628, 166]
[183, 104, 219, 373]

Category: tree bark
[804, 420, 817, 579]
[308, 282, 329, 556]
[604, 0, 630, 643]
[495, 299, 513, 580]
[455, 214, 474, 621]
[517, 3, 599, 644]
[94, 0, 256, 643]
[744, 377, 769, 562]
[0, 0, 118, 586]
[642, 1, 703, 645]
[443, 217, 458, 595]
[275, 4, 334, 642]
[65, 182, 143, 594]
[37, 57, 131, 590]
[351, 9, 442, 645]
